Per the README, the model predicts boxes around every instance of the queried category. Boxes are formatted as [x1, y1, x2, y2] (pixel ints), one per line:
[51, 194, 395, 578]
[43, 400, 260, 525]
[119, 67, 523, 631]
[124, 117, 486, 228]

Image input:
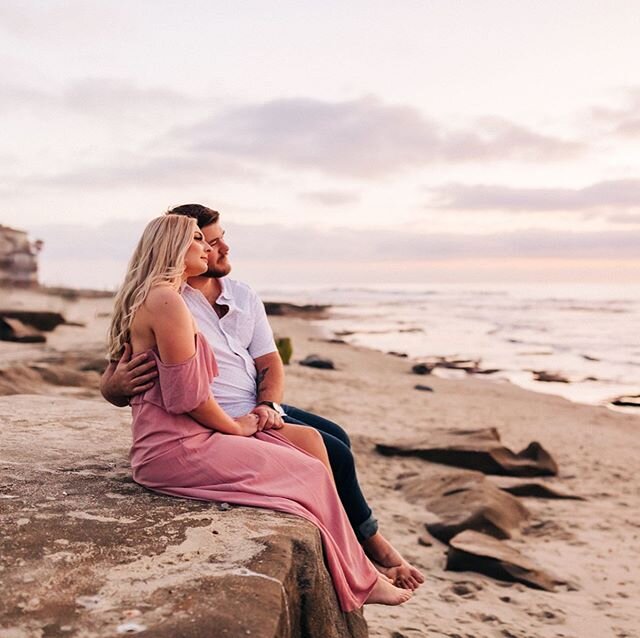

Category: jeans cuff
[357, 514, 379, 541]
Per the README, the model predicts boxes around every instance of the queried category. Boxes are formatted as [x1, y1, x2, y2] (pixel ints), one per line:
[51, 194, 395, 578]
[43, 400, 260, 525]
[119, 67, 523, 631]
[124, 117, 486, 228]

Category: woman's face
[183, 225, 212, 278]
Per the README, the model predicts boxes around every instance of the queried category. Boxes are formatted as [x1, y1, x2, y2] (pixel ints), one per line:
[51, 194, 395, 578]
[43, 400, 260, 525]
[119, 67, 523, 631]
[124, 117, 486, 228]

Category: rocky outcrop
[0, 395, 367, 638]
[376, 427, 558, 477]
[0, 225, 42, 287]
[299, 354, 335, 370]
[398, 472, 530, 543]
[446, 531, 559, 591]
[264, 302, 330, 319]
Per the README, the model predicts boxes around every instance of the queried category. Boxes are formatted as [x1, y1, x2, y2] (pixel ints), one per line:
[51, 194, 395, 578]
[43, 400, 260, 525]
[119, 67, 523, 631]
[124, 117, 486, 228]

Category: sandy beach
[2, 289, 639, 637]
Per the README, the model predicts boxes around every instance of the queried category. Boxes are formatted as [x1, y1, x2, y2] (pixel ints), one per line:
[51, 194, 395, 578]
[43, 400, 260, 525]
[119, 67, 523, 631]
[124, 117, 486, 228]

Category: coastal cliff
[0, 395, 367, 638]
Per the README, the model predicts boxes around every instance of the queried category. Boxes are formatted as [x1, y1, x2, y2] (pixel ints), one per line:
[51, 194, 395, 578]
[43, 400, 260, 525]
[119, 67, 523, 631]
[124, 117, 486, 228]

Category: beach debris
[414, 384, 434, 392]
[399, 472, 530, 542]
[610, 395, 640, 408]
[376, 427, 559, 477]
[532, 370, 570, 383]
[487, 476, 585, 500]
[411, 357, 499, 376]
[299, 354, 335, 370]
[276, 336, 293, 365]
[446, 530, 557, 591]
[0, 310, 65, 331]
[388, 351, 408, 358]
[0, 316, 46, 343]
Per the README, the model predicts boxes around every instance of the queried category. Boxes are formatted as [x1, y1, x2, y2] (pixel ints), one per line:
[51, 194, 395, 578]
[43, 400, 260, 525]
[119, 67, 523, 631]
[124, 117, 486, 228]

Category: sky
[1, 0, 640, 289]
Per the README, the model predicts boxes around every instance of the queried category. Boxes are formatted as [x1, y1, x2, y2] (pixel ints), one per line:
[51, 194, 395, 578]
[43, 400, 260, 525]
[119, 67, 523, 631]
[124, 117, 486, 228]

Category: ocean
[257, 282, 640, 409]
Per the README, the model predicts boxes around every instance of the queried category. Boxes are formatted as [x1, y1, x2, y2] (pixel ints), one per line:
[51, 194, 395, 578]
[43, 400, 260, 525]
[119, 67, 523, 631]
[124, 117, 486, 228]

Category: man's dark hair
[167, 204, 219, 228]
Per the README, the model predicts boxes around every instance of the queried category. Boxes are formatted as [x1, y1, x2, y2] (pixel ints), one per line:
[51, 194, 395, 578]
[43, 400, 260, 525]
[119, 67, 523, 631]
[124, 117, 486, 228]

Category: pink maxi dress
[129, 333, 378, 612]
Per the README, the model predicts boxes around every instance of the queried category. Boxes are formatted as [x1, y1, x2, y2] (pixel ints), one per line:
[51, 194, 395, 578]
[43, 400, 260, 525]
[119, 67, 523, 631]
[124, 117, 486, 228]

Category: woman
[106, 214, 412, 611]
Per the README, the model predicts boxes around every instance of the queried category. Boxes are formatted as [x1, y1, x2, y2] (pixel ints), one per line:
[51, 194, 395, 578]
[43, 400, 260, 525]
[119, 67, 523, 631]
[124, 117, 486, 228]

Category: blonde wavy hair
[107, 214, 197, 360]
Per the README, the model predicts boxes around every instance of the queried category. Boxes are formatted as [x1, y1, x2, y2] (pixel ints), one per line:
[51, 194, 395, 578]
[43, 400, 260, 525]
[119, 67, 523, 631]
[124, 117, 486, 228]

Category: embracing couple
[101, 204, 424, 612]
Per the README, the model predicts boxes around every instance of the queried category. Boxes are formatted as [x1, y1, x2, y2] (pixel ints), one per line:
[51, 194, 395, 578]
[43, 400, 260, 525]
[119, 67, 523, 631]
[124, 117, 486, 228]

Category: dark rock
[388, 351, 408, 358]
[610, 395, 640, 408]
[487, 477, 585, 500]
[264, 302, 330, 319]
[299, 354, 335, 370]
[532, 370, 570, 383]
[0, 316, 46, 343]
[399, 472, 530, 543]
[0, 395, 367, 638]
[411, 363, 434, 375]
[0, 310, 65, 331]
[446, 530, 557, 591]
[414, 384, 434, 392]
[411, 357, 498, 376]
[376, 427, 558, 476]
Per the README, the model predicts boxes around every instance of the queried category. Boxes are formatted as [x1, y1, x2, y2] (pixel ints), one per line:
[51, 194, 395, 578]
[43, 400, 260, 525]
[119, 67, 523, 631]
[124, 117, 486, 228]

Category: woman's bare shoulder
[144, 285, 187, 313]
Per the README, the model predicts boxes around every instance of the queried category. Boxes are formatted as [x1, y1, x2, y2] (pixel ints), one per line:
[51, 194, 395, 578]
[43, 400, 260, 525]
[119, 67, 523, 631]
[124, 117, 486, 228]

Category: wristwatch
[258, 401, 285, 416]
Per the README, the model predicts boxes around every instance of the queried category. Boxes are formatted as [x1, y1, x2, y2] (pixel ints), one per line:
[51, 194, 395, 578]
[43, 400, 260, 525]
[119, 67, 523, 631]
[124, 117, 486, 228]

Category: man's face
[201, 221, 231, 278]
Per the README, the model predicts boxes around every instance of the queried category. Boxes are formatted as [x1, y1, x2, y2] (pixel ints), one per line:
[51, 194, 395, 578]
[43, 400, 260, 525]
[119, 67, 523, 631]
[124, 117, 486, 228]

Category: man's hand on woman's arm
[100, 343, 158, 407]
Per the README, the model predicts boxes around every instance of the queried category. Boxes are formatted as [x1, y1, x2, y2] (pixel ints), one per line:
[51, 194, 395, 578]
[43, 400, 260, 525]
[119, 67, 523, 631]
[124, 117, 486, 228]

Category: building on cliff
[0, 225, 43, 287]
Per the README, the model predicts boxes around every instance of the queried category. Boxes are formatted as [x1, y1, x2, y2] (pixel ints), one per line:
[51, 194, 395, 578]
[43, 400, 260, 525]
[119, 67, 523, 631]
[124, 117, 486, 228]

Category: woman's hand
[234, 413, 260, 436]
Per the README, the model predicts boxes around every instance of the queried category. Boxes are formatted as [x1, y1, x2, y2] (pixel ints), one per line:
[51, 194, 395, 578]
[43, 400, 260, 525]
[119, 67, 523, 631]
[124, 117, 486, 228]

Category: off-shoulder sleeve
[156, 334, 218, 415]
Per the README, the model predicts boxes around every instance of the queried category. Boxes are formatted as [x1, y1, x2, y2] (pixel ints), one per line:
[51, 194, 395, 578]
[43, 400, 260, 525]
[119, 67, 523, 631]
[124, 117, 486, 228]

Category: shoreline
[307, 312, 640, 417]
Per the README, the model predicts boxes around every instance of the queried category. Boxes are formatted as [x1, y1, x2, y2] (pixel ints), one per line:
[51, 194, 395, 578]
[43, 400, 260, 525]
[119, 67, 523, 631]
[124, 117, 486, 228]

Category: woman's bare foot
[365, 575, 413, 606]
[362, 533, 425, 590]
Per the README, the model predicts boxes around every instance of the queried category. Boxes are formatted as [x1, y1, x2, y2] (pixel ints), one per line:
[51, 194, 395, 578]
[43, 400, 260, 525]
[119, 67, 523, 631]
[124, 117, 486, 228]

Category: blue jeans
[281, 404, 378, 542]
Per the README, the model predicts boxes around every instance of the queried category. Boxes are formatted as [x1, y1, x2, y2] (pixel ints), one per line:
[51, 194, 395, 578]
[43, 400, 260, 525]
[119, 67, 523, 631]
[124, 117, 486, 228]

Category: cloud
[589, 87, 640, 137]
[297, 190, 360, 206]
[175, 97, 582, 178]
[428, 179, 640, 212]
[607, 213, 640, 224]
[7, 152, 257, 193]
[0, 78, 196, 115]
[63, 78, 193, 114]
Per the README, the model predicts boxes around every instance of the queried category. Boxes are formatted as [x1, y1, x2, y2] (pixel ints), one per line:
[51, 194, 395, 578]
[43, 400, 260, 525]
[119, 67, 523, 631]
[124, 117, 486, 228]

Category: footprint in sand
[525, 604, 566, 625]
[449, 580, 484, 599]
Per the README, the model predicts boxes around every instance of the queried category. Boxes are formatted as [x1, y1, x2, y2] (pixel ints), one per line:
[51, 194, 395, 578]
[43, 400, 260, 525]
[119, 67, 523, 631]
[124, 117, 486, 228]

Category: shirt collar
[217, 277, 232, 302]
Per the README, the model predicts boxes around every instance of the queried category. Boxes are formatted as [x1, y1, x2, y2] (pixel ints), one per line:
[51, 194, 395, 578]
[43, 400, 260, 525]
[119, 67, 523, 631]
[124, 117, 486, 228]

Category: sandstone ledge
[0, 396, 367, 638]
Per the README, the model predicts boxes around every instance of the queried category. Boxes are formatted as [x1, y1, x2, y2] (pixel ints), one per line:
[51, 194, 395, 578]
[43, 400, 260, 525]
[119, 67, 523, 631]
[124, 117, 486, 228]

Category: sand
[2, 290, 639, 637]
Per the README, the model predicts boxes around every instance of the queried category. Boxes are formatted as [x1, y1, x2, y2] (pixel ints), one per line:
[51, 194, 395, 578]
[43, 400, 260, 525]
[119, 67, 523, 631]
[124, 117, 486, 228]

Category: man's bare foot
[363, 532, 425, 590]
[365, 575, 413, 606]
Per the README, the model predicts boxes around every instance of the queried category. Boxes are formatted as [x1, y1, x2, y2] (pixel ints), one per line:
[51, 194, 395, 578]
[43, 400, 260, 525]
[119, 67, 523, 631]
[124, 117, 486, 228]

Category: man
[101, 204, 423, 590]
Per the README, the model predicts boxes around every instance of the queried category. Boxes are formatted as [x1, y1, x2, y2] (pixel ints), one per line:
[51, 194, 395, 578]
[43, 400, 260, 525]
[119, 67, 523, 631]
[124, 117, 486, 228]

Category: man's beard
[202, 262, 232, 278]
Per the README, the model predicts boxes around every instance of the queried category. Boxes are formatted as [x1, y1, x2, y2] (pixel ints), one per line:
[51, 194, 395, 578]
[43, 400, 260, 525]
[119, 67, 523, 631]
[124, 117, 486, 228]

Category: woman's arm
[146, 287, 257, 436]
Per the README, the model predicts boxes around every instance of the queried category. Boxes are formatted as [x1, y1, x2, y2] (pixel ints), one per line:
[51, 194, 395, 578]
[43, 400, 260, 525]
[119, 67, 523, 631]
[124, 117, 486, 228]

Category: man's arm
[251, 351, 285, 429]
[100, 343, 158, 407]
[255, 350, 285, 404]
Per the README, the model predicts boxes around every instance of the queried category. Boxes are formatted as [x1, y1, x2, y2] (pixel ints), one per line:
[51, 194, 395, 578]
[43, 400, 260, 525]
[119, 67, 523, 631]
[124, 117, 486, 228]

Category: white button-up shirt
[182, 279, 277, 417]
